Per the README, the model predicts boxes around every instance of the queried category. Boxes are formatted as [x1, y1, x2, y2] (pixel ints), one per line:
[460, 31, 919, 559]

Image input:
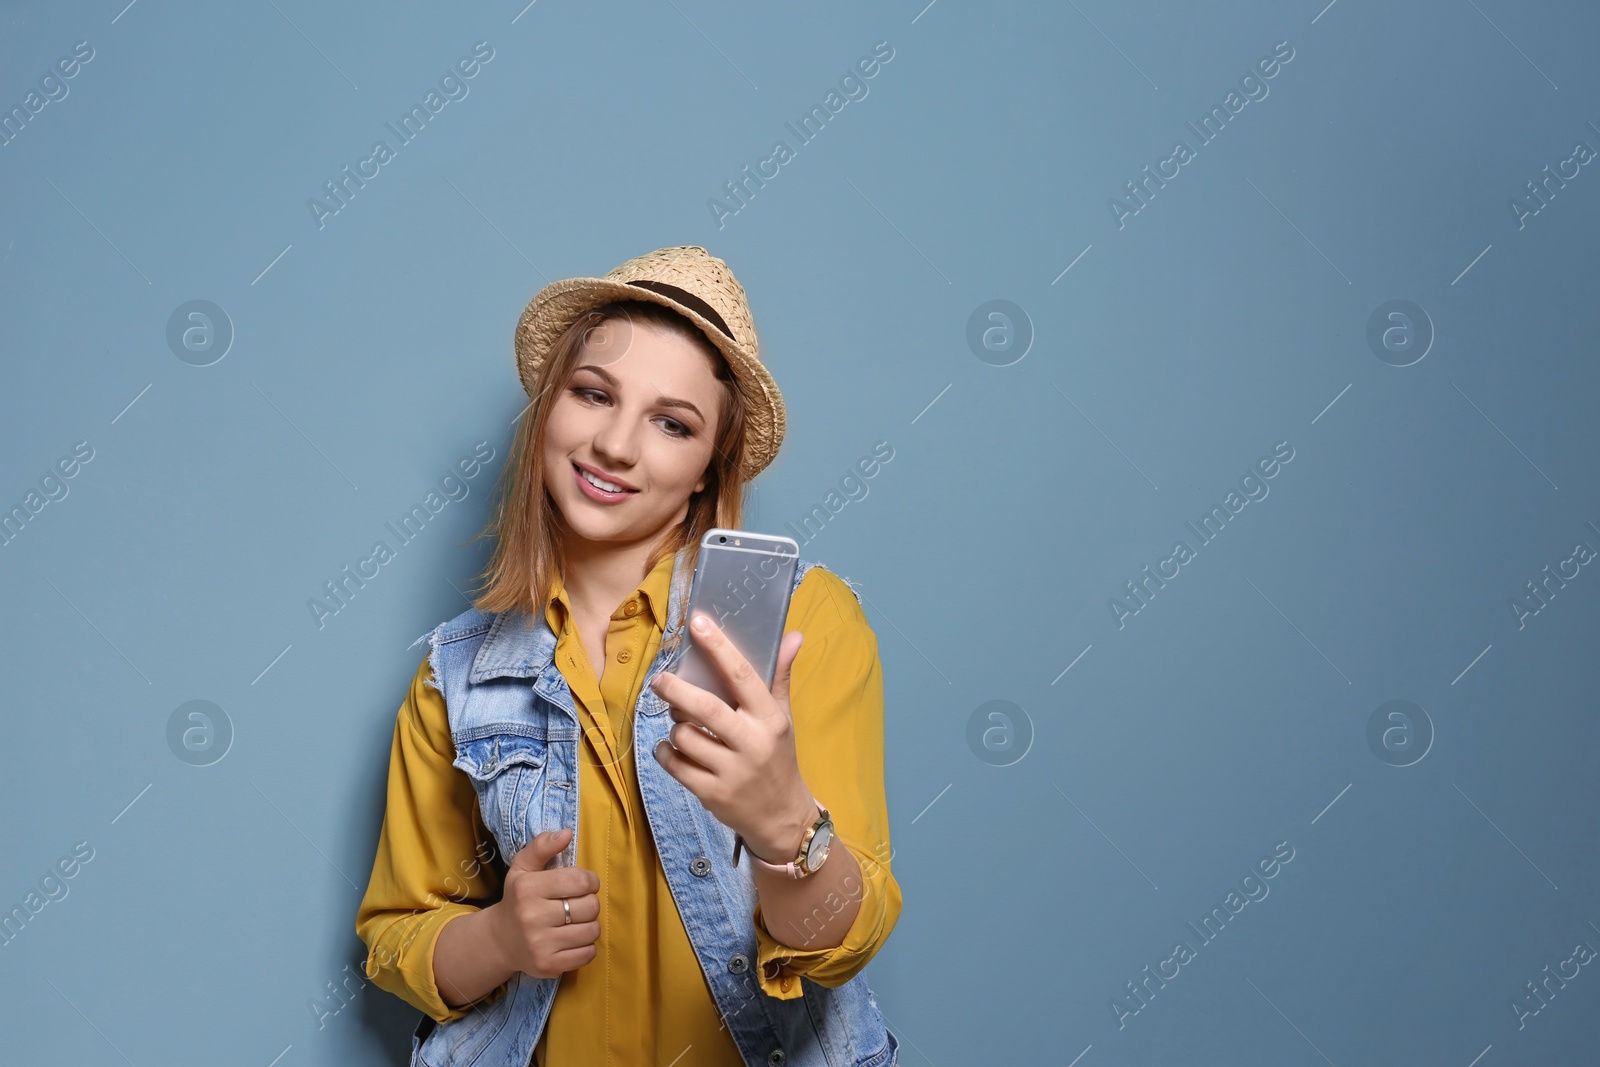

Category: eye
[571, 386, 694, 439]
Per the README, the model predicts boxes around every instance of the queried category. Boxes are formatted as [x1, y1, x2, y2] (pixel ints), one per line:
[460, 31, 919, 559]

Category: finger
[548, 893, 600, 925]
[653, 736, 721, 795]
[530, 893, 598, 937]
[684, 611, 769, 719]
[771, 630, 804, 714]
[666, 703, 731, 744]
[509, 828, 572, 872]
[545, 919, 601, 951]
[651, 668, 745, 748]
[544, 895, 601, 927]
[537, 867, 601, 898]
[550, 953, 601, 979]
[665, 719, 735, 772]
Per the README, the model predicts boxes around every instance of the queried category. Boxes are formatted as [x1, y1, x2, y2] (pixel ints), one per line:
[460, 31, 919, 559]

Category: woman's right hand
[488, 828, 601, 979]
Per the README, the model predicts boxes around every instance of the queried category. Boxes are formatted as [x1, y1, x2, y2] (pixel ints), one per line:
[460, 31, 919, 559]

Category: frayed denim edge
[408, 624, 447, 694]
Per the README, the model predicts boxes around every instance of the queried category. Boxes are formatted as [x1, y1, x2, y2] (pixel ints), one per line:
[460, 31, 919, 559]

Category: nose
[590, 405, 640, 471]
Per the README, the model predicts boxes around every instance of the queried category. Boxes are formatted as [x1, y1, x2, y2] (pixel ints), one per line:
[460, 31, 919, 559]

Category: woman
[356, 246, 902, 1067]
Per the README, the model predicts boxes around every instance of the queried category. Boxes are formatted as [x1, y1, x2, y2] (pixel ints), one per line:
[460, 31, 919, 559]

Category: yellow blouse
[356, 553, 901, 1065]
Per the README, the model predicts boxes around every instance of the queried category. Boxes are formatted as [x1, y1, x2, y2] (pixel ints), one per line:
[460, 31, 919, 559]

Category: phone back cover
[675, 544, 799, 707]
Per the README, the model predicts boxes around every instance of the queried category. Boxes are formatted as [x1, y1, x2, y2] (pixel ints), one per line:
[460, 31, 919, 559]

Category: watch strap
[734, 796, 828, 878]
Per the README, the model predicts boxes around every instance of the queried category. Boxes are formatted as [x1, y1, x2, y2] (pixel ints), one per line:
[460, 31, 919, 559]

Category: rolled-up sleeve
[752, 569, 902, 999]
[356, 655, 508, 1023]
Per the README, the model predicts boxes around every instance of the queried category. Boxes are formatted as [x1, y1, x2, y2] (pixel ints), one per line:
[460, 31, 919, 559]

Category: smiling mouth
[573, 461, 639, 501]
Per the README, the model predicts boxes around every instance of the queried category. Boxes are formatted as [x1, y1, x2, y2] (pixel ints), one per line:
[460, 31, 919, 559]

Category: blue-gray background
[3, 0, 1597, 1063]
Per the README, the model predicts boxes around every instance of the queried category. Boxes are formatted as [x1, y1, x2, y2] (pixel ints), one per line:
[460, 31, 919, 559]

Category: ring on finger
[562, 897, 572, 925]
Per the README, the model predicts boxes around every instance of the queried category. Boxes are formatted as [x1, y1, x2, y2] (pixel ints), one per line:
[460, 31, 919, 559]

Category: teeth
[580, 467, 628, 493]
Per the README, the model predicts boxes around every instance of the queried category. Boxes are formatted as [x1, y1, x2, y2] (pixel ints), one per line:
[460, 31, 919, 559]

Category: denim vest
[403, 546, 899, 1067]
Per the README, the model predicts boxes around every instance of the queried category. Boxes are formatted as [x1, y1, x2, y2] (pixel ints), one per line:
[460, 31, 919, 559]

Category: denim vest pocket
[451, 733, 547, 858]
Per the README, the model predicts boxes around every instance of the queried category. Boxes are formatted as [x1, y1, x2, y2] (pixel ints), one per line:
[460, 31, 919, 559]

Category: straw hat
[514, 245, 786, 480]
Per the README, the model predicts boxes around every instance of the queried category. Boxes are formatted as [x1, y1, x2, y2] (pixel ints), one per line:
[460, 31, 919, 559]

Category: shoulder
[406, 604, 503, 673]
[406, 605, 505, 701]
[789, 560, 870, 640]
[399, 650, 453, 754]
[409, 604, 498, 651]
[402, 606, 504, 743]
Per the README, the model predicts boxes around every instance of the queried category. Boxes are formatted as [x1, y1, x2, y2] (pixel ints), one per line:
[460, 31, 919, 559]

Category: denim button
[728, 953, 749, 974]
[767, 1050, 786, 1066]
[690, 856, 712, 877]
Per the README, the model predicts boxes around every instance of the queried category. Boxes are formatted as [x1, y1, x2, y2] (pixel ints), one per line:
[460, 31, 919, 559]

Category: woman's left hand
[650, 612, 816, 863]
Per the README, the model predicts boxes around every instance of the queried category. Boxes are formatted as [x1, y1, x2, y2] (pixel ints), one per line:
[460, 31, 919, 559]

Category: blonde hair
[468, 299, 750, 623]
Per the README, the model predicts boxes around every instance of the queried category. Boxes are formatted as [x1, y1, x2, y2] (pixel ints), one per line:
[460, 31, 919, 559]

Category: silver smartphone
[672, 529, 801, 707]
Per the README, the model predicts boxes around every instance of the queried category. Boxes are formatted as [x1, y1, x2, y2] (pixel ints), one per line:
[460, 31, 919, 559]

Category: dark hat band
[625, 280, 735, 341]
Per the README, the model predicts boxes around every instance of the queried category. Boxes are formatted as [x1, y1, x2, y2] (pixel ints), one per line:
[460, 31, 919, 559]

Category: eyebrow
[573, 364, 706, 422]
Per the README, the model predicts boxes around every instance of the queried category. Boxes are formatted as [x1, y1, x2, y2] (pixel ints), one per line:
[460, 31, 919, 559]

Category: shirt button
[617, 648, 632, 663]
[780, 977, 792, 993]
[623, 600, 640, 617]
[728, 953, 750, 974]
[768, 1049, 787, 1066]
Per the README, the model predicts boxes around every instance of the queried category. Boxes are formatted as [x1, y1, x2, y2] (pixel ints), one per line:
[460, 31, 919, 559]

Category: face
[541, 315, 724, 552]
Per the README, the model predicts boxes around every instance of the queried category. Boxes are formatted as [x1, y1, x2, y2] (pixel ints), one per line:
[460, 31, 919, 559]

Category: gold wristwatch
[733, 797, 833, 879]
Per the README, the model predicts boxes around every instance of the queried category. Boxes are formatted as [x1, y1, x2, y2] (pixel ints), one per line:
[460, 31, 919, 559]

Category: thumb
[509, 828, 571, 872]
[771, 630, 804, 709]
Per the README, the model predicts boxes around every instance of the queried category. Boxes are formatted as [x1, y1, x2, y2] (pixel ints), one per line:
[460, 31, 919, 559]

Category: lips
[572, 461, 639, 502]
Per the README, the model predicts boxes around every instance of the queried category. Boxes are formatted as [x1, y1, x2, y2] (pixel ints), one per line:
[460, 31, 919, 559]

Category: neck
[558, 526, 678, 623]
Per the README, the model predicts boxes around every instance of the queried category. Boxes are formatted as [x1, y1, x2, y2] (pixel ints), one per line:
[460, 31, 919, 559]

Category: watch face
[806, 820, 833, 869]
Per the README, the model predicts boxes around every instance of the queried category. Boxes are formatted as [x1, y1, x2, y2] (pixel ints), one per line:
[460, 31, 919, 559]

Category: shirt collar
[543, 550, 677, 636]
[469, 543, 695, 685]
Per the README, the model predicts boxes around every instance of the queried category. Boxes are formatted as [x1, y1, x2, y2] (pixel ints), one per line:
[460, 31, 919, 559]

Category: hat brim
[514, 277, 784, 480]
